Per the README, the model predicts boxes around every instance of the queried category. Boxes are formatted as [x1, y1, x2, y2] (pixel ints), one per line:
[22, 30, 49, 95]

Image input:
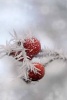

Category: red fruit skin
[28, 63, 45, 81]
[23, 37, 41, 59]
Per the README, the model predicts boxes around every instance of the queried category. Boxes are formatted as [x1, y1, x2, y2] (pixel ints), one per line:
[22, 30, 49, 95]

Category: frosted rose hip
[28, 63, 45, 81]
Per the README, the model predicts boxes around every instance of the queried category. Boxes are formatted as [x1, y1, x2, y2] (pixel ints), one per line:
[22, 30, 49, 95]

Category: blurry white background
[0, 0, 67, 100]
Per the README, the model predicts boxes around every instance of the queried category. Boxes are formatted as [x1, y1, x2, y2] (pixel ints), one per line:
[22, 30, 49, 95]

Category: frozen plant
[0, 31, 67, 84]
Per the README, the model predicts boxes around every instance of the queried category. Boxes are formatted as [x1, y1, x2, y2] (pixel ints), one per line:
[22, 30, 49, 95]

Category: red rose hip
[28, 63, 45, 81]
[23, 37, 41, 59]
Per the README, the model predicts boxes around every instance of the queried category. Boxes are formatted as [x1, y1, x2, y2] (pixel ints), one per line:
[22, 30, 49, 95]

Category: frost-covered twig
[35, 49, 62, 57]
[35, 49, 67, 67]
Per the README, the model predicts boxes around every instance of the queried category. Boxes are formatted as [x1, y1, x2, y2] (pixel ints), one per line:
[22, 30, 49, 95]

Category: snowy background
[0, 0, 67, 100]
